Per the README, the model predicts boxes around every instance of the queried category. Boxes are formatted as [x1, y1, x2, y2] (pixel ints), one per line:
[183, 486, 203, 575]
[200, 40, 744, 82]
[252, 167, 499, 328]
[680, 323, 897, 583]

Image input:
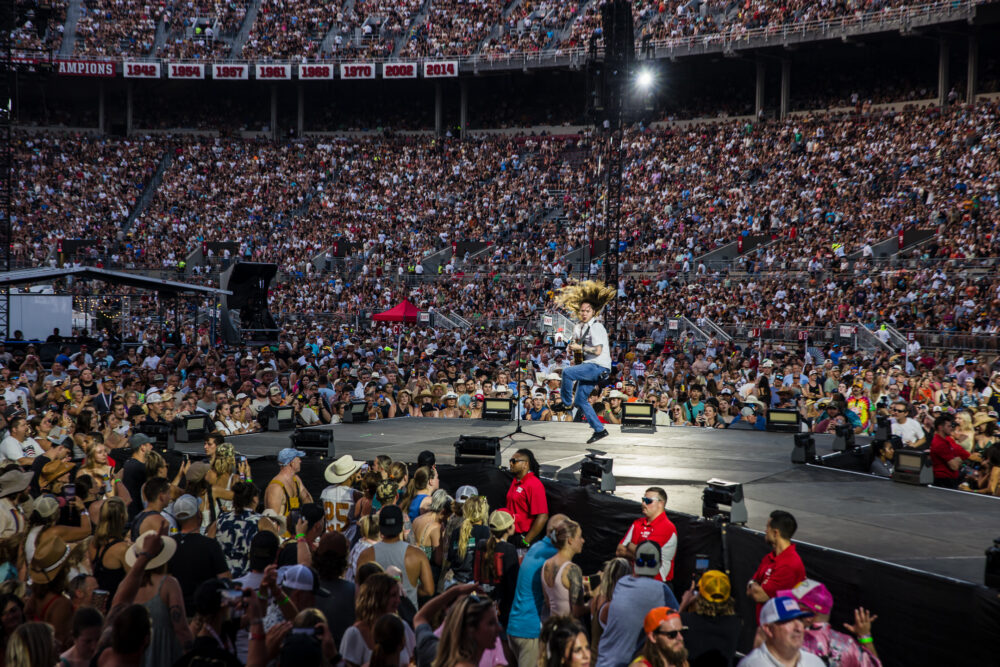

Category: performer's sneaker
[587, 430, 609, 444]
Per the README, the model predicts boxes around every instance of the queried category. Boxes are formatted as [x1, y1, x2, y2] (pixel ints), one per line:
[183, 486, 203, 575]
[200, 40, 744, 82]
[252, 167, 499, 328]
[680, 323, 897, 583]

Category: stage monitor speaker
[481, 398, 515, 421]
[621, 402, 655, 434]
[892, 449, 934, 485]
[455, 435, 501, 466]
[291, 428, 335, 459]
[767, 409, 801, 433]
[174, 414, 209, 443]
[342, 400, 369, 424]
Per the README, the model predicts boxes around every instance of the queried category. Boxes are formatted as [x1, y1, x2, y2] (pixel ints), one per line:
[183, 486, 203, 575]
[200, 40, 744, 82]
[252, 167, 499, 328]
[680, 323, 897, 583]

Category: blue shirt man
[507, 526, 560, 667]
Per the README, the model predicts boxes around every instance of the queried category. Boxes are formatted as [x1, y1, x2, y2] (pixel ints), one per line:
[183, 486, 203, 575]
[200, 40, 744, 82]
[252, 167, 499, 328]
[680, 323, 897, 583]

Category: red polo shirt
[619, 511, 678, 581]
[752, 543, 806, 621]
[505, 471, 548, 534]
[930, 433, 969, 480]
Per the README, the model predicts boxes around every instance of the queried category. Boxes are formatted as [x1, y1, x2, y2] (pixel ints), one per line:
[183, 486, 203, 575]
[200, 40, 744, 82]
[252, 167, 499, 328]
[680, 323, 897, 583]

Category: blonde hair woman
[86, 497, 130, 598]
[446, 495, 489, 585]
[954, 410, 976, 452]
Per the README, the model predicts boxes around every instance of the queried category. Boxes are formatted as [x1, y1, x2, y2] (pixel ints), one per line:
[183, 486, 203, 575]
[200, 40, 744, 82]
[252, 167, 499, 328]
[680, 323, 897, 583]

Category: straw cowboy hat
[973, 412, 997, 429]
[125, 530, 178, 569]
[324, 455, 362, 485]
[29, 537, 72, 584]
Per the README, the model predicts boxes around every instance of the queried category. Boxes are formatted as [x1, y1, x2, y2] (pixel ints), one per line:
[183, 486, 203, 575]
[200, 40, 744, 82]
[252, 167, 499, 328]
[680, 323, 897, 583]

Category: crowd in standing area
[0, 368, 886, 667]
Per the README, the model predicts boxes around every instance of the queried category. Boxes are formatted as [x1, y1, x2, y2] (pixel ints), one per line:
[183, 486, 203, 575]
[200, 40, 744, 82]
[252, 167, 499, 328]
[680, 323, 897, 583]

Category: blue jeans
[560, 363, 608, 433]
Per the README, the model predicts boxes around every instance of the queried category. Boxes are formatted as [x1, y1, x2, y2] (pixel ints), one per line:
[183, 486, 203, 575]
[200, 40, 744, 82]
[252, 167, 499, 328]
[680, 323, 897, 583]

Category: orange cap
[643, 607, 680, 634]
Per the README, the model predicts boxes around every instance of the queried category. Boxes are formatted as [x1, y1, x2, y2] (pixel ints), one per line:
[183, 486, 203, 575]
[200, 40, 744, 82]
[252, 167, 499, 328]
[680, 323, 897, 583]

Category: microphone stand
[501, 332, 545, 442]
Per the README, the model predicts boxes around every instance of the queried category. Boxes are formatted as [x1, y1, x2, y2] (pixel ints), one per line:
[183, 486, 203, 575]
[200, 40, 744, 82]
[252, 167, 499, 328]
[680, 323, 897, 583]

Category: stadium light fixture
[636, 69, 654, 90]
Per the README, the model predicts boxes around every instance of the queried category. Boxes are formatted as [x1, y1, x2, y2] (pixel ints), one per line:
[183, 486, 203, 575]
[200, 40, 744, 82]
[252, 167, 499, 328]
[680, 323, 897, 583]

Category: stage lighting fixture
[636, 69, 654, 89]
[874, 414, 892, 441]
[891, 448, 934, 485]
[791, 433, 816, 464]
[580, 450, 615, 493]
[454, 435, 501, 466]
[620, 402, 655, 434]
[174, 414, 209, 443]
[986, 537, 1000, 589]
[341, 400, 369, 424]
[767, 408, 801, 433]
[481, 398, 515, 421]
[290, 428, 335, 459]
[701, 478, 747, 524]
[832, 423, 856, 451]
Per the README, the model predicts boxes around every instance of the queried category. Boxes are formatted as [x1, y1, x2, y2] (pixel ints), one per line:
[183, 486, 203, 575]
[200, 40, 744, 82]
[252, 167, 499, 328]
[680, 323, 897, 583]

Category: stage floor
[177, 418, 1000, 584]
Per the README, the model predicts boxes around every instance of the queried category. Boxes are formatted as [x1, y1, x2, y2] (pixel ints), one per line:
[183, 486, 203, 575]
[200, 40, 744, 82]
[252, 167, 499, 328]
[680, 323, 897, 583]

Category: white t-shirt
[891, 418, 926, 446]
[574, 320, 612, 370]
[738, 645, 825, 667]
[320, 485, 359, 542]
[339, 623, 415, 667]
[0, 436, 40, 464]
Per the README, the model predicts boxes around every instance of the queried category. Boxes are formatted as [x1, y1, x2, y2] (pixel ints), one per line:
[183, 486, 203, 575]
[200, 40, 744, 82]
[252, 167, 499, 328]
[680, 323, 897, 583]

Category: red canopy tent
[371, 300, 421, 322]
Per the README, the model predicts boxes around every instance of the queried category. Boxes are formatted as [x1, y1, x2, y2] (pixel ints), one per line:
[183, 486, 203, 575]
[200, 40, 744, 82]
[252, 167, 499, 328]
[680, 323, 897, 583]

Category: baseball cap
[277, 448, 306, 466]
[129, 433, 154, 447]
[186, 461, 211, 483]
[761, 359, 774, 368]
[172, 494, 201, 520]
[643, 607, 681, 634]
[32, 494, 60, 520]
[269, 385, 282, 396]
[697, 570, 732, 603]
[249, 530, 280, 571]
[455, 485, 478, 503]
[760, 596, 812, 625]
[278, 564, 329, 596]
[379, 504, 404, 537]
[777, 579, 833, 616]
[633, 540, 662, 577]
[489, 509, 514, 533]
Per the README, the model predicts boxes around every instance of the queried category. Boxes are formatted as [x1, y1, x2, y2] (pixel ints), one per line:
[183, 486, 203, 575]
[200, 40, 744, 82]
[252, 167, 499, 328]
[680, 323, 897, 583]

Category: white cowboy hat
[324, 455, 362, 484]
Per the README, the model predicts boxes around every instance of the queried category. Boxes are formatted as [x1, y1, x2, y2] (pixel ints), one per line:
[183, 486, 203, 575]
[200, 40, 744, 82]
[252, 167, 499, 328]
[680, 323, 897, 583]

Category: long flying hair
[554, 280, 616, 318]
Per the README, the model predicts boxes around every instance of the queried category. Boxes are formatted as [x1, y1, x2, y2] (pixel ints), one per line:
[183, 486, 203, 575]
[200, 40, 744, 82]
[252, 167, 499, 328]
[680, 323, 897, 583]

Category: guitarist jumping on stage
[555, 280, 616, 444]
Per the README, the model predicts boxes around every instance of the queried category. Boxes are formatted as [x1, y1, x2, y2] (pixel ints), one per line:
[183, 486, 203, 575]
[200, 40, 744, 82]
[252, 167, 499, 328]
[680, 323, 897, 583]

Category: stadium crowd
[39, 0, 959, 59]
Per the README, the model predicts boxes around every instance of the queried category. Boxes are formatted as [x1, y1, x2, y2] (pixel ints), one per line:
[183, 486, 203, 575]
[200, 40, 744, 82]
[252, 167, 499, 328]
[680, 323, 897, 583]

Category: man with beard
[630, 607, 689, 667]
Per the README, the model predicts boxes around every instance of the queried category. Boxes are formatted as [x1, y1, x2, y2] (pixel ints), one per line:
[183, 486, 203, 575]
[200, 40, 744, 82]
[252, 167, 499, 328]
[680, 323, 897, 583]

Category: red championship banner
[299, 63, 335, 80]
[57, 59, 115, 77]
[340, 63, 375, 80]
[423, 60, 457, 78]
[123, 61, 160, 78]
[256, 63, 291, 80]
[213, 63, 249, 80]
[167, 62, 205, 79]
[383, 62, 417, 79]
